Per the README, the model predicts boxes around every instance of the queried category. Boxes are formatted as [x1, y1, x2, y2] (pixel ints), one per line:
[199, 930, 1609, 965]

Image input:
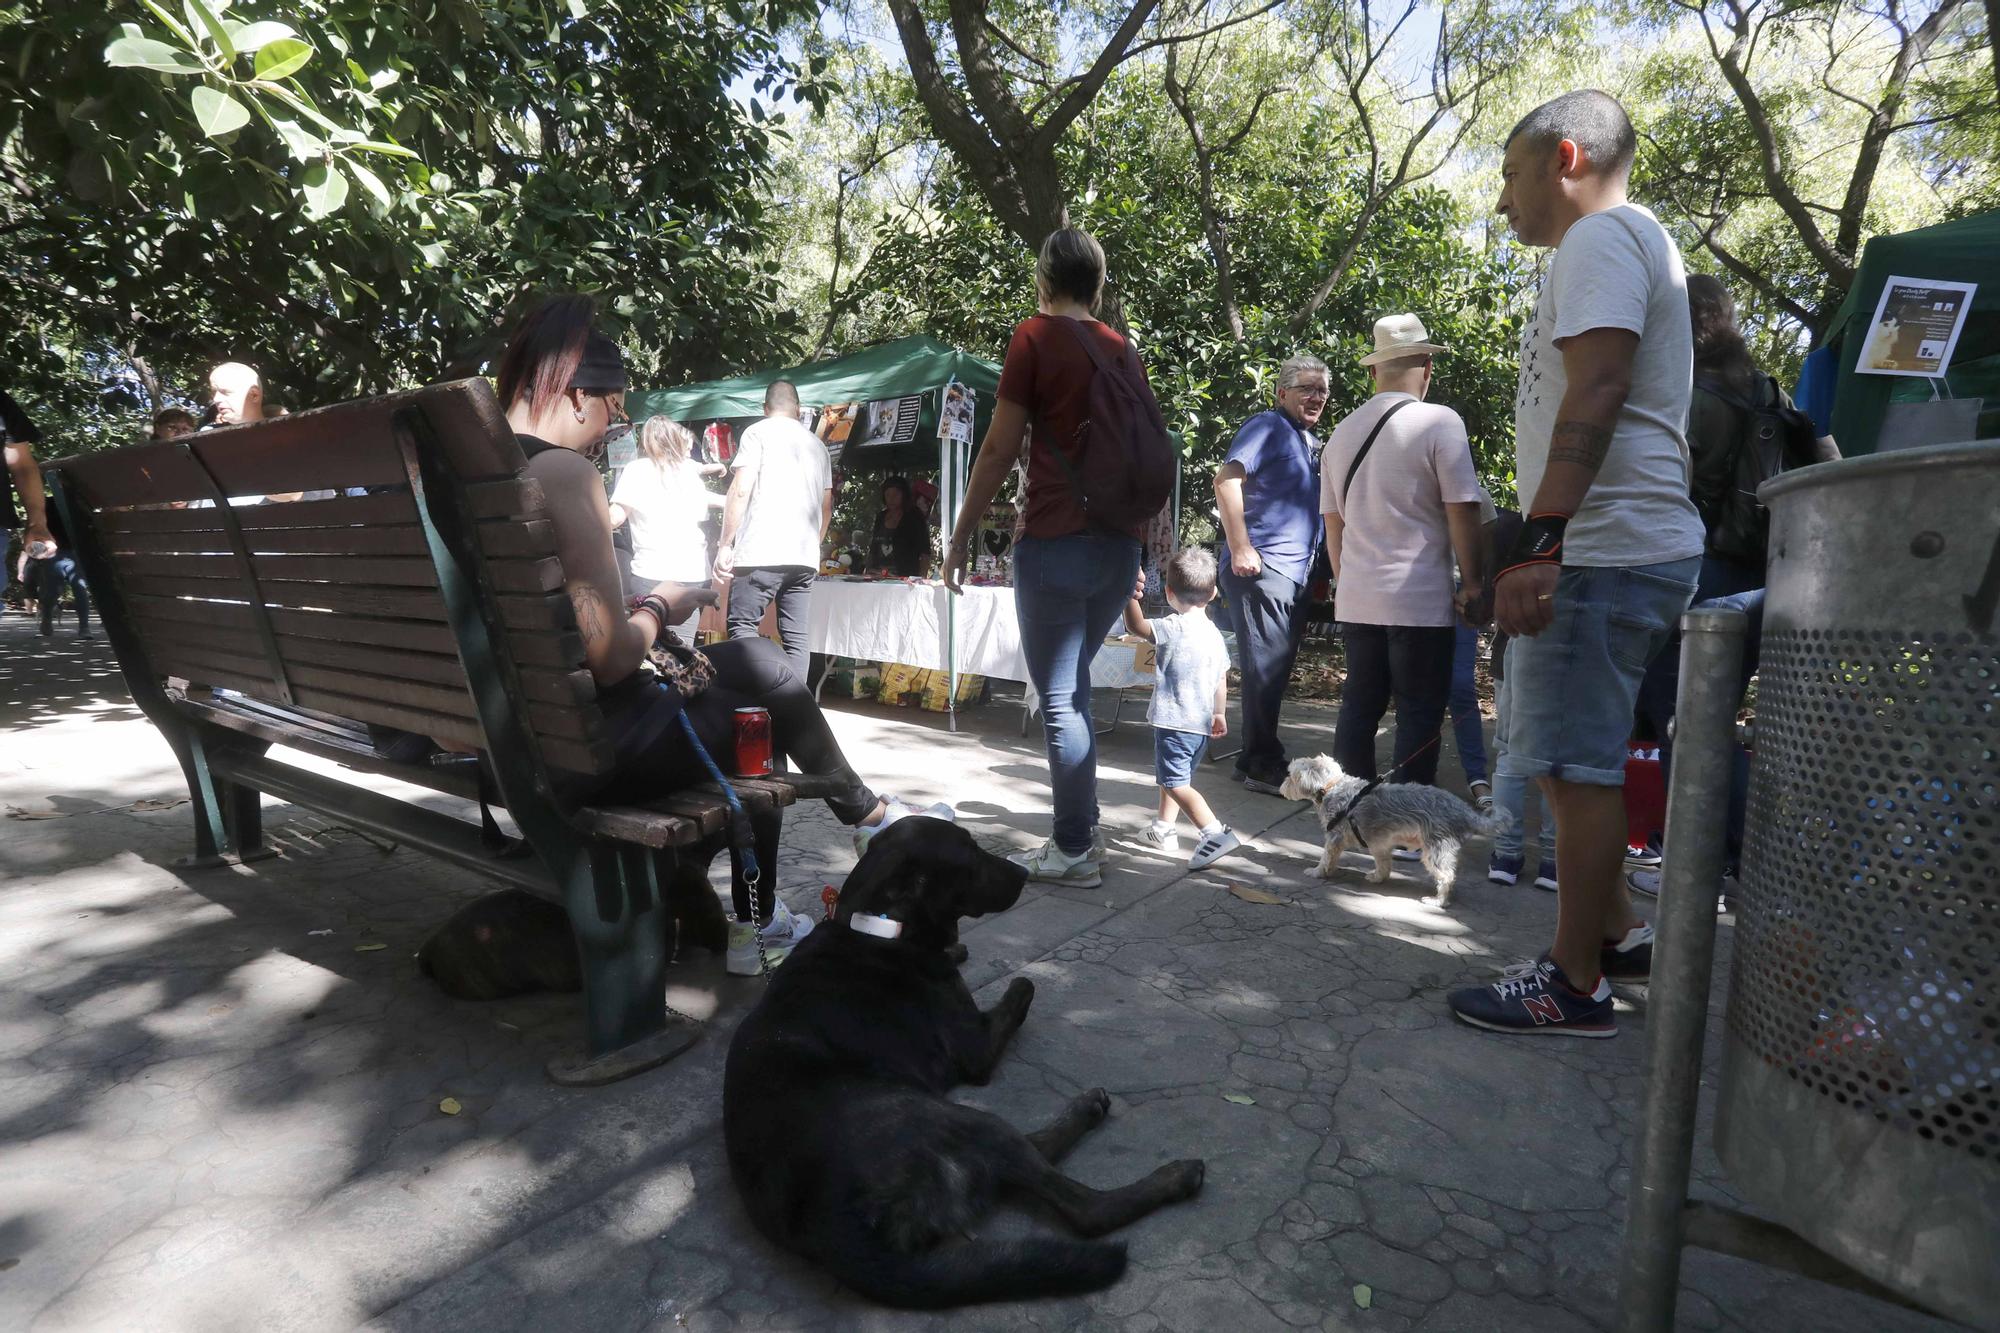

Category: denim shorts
[1154, 728, 1209, 788]
[1496, 558, 1700, 787]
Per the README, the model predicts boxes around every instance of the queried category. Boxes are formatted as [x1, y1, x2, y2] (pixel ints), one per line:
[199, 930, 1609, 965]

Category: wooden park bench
[43, 380, 802, 1083]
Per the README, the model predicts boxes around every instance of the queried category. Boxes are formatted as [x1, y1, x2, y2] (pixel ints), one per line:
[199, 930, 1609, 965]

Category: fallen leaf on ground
[307, 929, 333, 937]
[1222, 1092, 1257, 1106]
[438, 1097, 462, 1116]
[353, 942, 388, 952]
[1224, 881, 1285, 906]
[6, 807, 62, 820]
[1353, 1284, 1372, 1309]
[128, 797, 188, 812]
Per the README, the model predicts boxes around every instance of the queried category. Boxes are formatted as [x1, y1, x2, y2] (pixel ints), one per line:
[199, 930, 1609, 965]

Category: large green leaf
[191, 84, 251, 138]
[104, 35, 204, 73]
[301, 160, 349, 218]
[182, 0, 234, 57]
[230, 21, 298, 52]
[253, 38, 312, 80]
[346, 158, 394, 211]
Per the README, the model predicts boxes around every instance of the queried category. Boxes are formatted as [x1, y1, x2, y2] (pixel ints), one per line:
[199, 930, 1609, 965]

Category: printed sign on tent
[938, 379, 975, 445]
[855, 395, 923, 448]
[1857, 276, 1979, 378]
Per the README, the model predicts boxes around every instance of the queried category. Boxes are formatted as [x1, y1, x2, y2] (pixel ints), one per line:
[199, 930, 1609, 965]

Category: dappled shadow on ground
[0, 615, 143, 729]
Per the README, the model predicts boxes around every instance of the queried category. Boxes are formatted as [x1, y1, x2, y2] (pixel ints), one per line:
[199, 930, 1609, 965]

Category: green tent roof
[627, 335, 1002, 424]
[1825, 210, 2000, 455]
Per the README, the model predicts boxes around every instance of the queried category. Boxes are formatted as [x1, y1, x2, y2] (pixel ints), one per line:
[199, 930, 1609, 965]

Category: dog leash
[676, 713, 775, 978]
[1320, 729, 1446, 848]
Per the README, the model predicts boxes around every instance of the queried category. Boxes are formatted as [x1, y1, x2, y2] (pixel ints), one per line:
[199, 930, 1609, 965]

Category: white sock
[1199, 822, 1223, 839]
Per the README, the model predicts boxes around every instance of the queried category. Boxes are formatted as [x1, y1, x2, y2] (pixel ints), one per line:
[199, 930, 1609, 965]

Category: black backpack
[1044, 319, 1177, 533]
[1691, 373, 1818, 567]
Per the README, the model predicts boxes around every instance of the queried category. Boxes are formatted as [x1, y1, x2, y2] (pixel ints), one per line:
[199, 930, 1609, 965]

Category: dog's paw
[1421, 893, 1453, 910]
[1367, 868, 1393, 884]
[943, 942, 970, 966]
[1004, 976, 1035, 1009]
[1155, 1158, 1206, 1200]
[1075, 1087, 1112, 1124]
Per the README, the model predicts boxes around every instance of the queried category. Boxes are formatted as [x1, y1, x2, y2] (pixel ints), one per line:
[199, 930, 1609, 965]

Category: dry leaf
[438, 1097, 462, 1116]
[1353, 1284, 1372, 1309]
[7, 808, 61, 820]
[1225, 881, 1285, 906]
[1222, 1092, 1257, 1106]
[128, 797, 188, 812]
[307, 929, 334, 937]
[354, 942, 388, 952]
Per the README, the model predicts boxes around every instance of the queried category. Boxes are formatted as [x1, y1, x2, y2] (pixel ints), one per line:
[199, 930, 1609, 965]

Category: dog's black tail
[825, 1235, 1129, 1309]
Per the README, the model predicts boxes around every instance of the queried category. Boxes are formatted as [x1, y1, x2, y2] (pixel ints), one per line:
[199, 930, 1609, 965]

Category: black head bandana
[572, 331, 628, 392]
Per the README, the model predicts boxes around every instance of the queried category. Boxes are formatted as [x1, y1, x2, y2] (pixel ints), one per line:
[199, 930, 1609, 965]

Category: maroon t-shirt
[995, 313, 1149, 540]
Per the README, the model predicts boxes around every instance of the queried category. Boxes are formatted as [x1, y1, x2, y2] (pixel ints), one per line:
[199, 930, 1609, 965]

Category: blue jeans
[1450, 622, 1488, 785]
[1015, 533, 1142, 855]
[1498, 558, 1702, 787]
[34, 553, 89, 633]
[1490, 671, 1544, 860]
[1218, 561, 1308, 779]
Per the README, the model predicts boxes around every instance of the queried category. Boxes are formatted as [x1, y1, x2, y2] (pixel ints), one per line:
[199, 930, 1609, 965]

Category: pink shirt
[1320, 392, 1481, 628]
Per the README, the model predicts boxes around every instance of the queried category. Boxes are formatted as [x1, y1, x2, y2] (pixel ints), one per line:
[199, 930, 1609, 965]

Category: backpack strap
[1048, 313, 1125, 376]
[1340, 399, 1415, 510]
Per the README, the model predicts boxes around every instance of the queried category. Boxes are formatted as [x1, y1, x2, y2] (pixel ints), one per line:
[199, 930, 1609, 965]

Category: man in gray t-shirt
[1448, 90, 1701, 1041]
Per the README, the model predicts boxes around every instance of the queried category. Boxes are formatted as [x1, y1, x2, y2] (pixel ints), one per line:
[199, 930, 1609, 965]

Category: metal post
[1617, 606, 1748, 1332]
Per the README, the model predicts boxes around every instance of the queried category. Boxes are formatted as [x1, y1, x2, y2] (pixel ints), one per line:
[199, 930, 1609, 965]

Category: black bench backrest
[47, 380, 614, 778]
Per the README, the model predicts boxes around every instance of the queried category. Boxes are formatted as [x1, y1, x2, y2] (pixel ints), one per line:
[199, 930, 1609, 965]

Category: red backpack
[1043, 318, 1177, 533]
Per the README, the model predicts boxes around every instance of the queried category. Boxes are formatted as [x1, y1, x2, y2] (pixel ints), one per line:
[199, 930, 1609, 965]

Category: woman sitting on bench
[493, 294, 952, 967]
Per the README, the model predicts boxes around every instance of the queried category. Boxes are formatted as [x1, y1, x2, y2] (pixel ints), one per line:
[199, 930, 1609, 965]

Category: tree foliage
[2, 0, 823, 447]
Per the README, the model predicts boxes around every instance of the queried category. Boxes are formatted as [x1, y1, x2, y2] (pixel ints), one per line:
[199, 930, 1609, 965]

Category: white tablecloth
[805, 577, 1155, 688]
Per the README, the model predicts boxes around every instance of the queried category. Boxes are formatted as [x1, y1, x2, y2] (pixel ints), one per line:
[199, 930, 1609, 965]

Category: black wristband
[1496, 512, 1569, 582]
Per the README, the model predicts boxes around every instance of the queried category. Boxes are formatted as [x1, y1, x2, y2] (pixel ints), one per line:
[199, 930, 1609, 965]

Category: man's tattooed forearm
[1547, 420, 1613, 470]
[572, 583, 608, 647]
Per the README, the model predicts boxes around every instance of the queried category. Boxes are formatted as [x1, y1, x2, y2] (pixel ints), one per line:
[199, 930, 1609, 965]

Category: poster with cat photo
[1857, 276, 1977, 378]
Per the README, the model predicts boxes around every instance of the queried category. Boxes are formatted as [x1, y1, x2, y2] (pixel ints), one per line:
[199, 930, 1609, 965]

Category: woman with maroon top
[942, 229, 1148, 888]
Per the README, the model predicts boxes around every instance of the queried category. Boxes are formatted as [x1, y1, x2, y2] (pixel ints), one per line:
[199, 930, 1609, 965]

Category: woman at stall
[863, 474, 929, 576]
[609, 416, 725, 631]
[940, 227, 1148, 890]
[494, 295, 950, 968]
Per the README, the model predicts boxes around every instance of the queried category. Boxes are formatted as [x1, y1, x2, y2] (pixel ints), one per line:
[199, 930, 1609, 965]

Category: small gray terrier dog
[1280, 756, 1502, 908]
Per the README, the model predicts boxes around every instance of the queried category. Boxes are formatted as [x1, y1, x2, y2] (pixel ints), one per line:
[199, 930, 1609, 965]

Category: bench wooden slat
[120, 552, 562, 595]
[93, 477, 545, 536]
[274, 683, 610, 776]
[123, 595, 587, 671]
[118, 573, 572, 631]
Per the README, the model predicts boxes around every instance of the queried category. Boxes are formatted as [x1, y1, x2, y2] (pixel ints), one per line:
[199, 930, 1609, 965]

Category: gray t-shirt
[1148, 608, 1229, 735]
[1513, 203, 1704, 567]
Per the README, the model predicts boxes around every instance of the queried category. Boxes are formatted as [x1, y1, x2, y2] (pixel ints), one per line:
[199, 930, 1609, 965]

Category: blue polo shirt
[1224, 407, 1321, 584]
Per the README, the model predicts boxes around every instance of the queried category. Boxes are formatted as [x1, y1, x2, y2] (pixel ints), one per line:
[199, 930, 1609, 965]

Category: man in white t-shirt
[1320, 313, 1485, 788]
[1448, 90, 1704, 1040]
[714, 380, 833, 678]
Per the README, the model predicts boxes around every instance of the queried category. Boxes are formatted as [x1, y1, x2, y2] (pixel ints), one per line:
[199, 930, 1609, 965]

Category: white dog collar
[848, 913, 904, 940]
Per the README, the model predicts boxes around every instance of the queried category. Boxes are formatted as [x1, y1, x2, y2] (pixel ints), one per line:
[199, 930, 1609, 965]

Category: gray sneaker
[1010, 838, 1103, 887]
[1189, 826, 1241, 870]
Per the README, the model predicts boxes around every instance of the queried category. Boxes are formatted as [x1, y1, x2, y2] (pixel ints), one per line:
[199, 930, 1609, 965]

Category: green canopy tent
[626, 335, 1007, 729]
[1822, 210, 2000, 456]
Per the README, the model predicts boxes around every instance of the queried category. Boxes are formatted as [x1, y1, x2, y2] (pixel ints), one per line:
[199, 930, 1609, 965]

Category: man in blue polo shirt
[1214, 354, 1329, 793]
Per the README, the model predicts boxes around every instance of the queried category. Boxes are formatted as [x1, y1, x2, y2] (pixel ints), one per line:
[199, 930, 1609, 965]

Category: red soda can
[733, 706, 772, 776]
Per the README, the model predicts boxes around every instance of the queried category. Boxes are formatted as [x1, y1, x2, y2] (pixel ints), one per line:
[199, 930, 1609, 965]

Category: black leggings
[604, 637, 877, 920]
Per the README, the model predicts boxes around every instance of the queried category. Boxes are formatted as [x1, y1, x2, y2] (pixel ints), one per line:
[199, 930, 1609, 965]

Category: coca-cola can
[733, 706, 772, 777]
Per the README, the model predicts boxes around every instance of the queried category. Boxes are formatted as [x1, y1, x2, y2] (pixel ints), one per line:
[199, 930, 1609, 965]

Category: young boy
[1126, 548, 1240, 869]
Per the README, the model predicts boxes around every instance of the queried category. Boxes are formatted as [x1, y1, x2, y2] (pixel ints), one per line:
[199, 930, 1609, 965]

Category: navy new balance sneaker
[1601, 923, 1653, 982]
[1448, 958, 1615, 1037]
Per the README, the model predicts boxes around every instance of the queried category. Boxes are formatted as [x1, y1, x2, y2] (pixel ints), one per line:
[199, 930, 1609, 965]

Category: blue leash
[675, 713, 763, 900]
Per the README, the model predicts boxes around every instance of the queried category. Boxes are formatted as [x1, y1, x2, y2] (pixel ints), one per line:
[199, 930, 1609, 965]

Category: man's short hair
[1506, 90, 1636, 178]
[764, 379, 800, 415]
[1278, 354, 1330, 390]
[1166, 547, 1218, 601]
[1372, 353, 1431, 375]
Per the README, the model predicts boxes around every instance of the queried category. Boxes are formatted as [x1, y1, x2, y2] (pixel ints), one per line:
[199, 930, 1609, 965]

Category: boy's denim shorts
[1496, 558, 1699, 787]
[1154, 728, 1209, 788]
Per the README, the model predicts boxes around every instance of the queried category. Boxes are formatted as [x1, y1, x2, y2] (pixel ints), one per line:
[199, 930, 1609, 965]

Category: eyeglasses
[1284, 384, 1331, 398]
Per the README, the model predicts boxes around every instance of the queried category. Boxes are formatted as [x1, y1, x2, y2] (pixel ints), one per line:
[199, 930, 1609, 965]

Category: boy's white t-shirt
[611, 457, 714, 583]
[1148, 609, 1230, 735]
[1512, 203, 1704, 567]
[732, 415, 832, 569]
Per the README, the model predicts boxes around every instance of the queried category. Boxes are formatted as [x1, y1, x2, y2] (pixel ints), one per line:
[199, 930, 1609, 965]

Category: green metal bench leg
[547, 843, 700, 1087]
[219, 778, 280, 864]
[169, 728, 235, 871]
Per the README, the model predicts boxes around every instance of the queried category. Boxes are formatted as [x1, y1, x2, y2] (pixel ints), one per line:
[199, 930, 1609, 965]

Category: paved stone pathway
[0, 616, 1954, 1330]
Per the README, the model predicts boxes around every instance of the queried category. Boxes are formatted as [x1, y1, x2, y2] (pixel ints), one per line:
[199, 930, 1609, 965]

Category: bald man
[208, 362, 265, 426]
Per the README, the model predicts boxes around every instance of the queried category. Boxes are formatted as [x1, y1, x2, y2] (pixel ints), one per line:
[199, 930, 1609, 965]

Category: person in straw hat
[1319, 313, 1486, 790]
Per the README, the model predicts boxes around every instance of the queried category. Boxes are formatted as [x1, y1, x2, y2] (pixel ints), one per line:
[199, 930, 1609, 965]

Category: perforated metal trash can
[1716, 441, 2000, 1326]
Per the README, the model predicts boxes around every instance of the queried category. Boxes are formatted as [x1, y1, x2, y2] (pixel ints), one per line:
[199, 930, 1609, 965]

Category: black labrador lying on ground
[723, 817, 1205, 1308]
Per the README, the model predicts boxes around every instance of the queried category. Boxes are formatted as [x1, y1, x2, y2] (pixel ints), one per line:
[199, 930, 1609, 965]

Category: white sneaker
[853, 795, 958, 857]
[1009, 838, 1102, 887]
[1140, 821, 1180, 852]
[758, 896, 815, 949]
[726, 919, 792, 976]
[1189, 826, 1241, 870]
[1392, 846, 1421, 863]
